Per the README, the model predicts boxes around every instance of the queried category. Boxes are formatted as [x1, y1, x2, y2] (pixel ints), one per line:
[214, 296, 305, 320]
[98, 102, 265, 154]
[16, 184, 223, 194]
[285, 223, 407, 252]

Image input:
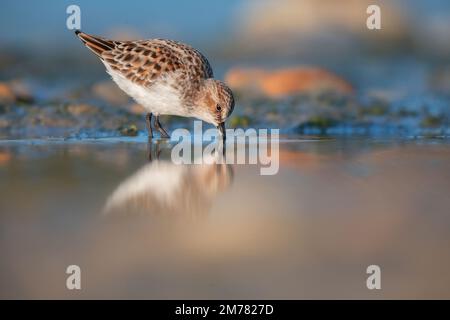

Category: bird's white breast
[105, 64, 189, 117]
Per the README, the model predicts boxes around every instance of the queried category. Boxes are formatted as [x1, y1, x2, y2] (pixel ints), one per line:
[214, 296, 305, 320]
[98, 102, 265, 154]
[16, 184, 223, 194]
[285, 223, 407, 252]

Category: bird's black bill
[217, 123, 226, 141]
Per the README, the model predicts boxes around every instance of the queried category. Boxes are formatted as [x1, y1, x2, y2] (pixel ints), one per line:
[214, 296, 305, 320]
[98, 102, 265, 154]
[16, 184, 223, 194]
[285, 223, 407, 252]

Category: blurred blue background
[1, 0, 449, 57]
[1, 0, 450, 138]
[0, 0, 241, 49]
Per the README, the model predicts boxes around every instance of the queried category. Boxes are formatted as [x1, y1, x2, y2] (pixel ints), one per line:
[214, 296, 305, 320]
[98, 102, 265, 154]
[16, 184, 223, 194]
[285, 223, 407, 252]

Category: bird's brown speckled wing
[76, 32, 213, 93]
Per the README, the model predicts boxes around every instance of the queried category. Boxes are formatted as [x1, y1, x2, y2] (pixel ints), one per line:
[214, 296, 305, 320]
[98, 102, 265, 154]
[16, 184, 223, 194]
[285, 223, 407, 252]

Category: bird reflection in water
[104, 141, 233, 218]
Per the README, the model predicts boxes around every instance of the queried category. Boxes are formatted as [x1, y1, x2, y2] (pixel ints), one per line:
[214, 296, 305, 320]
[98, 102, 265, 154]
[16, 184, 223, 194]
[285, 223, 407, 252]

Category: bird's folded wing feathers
[76, 31, 213, 88]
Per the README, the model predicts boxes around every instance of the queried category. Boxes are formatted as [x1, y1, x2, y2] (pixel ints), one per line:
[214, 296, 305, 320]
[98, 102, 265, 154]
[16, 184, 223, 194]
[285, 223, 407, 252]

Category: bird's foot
[158, 128, 170, 139]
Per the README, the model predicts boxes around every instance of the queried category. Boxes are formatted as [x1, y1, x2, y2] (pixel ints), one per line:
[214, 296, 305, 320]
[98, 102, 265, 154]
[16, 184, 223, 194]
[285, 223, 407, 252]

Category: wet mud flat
[1, 137, 450, 299]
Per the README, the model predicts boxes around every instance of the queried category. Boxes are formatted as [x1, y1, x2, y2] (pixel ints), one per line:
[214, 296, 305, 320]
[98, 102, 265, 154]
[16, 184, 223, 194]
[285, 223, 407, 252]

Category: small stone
[67, 103, 97, 116]
[9, 80, 34, 103]
[119, 124, 138, 136]
[0, 118, 10, 129]
[421, 116, 442, 128]
[0, 151, 11, 165]
[0, 82, 16, 105]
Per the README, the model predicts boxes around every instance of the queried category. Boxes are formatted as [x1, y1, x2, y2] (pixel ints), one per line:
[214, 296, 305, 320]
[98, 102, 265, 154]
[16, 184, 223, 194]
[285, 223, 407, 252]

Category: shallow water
[1, 137, 450, 299]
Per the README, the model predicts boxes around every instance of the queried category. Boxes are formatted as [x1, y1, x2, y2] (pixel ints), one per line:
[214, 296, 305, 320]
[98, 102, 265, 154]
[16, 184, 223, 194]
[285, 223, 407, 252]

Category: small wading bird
[75, 30, 234, 140]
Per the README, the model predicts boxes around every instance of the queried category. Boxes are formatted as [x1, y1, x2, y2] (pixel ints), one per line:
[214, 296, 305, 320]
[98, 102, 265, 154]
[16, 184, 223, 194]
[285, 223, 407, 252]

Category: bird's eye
[216, 105, 222, 112]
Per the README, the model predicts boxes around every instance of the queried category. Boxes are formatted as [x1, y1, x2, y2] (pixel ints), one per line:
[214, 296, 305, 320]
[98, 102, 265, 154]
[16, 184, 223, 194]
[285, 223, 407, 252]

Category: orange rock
[0, 82, 16, 104]
[0, 151, 11, 165]
[225, 68, 266, 92]
[0, 81, 33, 104]
[225, 67, 353, 97]
[9, 80, 33, 103]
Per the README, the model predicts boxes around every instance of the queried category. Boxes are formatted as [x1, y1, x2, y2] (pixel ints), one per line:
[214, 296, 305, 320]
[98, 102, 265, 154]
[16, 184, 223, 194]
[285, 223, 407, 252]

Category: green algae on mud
[1, 76, 450, 140]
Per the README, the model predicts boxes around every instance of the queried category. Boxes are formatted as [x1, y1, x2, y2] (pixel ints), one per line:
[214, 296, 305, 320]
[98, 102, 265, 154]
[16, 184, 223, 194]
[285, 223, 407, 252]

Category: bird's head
[196, 79, 235, 136]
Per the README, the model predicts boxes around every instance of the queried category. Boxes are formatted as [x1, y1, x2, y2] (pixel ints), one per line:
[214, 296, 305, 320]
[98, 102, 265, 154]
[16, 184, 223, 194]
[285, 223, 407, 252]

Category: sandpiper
[75, 30, 234, 139]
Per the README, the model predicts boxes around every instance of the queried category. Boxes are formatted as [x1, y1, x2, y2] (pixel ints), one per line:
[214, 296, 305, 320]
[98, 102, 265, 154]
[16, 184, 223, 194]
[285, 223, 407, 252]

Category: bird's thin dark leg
[146, 139, 153, 161]
[153, 115, 170, 139]
[146, 113, 153, 139]
[155, 140, 162, 159]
